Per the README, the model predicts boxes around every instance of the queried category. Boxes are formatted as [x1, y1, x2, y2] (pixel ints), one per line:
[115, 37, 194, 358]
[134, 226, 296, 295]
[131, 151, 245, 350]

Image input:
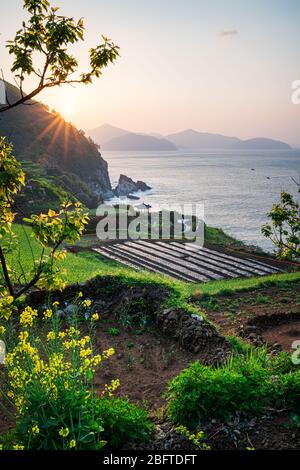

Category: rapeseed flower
[69, 439, 76, 449]
[43, 309, 53, 320]
[20, 306, 38, 327]
[59, 427, 70, 438]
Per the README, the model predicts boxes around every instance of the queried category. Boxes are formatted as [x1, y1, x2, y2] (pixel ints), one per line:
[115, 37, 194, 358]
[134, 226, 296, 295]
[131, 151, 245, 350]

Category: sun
[63, 102, 74, 119]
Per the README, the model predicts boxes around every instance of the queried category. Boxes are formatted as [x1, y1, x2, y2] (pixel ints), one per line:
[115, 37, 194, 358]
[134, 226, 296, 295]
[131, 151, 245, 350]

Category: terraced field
[94, 240, 283, 282]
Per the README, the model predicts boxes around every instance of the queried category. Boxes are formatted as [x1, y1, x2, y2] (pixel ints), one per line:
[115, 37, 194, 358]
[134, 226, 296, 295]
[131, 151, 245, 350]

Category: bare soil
[198, 283, 300, 351]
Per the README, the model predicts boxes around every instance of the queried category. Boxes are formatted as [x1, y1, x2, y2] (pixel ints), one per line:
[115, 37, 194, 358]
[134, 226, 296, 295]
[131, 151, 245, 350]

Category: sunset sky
[1, 0, 300, 145]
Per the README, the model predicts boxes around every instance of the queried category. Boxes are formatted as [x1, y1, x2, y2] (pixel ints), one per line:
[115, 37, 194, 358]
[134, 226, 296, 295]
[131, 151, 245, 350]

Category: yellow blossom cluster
[4, 308, 116, 417]
[43, 309, 53, 320]
[101, 378, 121, 398]
[20, 306, 38, 327]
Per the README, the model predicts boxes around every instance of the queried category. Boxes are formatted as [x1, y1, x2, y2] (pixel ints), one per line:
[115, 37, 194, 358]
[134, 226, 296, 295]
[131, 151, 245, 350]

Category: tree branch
[0, 246, 14, 297]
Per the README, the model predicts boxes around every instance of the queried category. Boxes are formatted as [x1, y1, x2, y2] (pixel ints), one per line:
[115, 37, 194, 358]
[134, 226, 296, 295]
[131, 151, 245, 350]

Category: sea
[102, 149, 300, 252]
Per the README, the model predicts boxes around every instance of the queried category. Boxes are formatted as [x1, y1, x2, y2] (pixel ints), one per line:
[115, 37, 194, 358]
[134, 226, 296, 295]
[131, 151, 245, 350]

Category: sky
[1, 0, 300, 145]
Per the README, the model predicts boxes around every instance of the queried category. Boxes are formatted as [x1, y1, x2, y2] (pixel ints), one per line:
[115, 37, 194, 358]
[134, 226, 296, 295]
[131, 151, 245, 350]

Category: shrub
[278, 370, 300, 411]
[93, 397, 154, 448]
[165, 350, 300, 426]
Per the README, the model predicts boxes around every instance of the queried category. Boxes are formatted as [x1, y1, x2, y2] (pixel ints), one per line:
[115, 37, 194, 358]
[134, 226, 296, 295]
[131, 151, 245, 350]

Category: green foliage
[262, 189, 300, 259]
[165, 350, 300, 425]
[93, 397, 154, 448]
[0, 137, 25, 239]
[107, 327, 120, 336]
[175, 425, 210, 450]
[0, 137, 89, 299]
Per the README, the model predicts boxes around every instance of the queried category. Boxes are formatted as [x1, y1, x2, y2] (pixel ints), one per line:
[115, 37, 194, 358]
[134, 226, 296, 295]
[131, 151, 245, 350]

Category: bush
[279, 370, 300, 410]
[93, 397, 154, 448]
[165, 350, 300, 426]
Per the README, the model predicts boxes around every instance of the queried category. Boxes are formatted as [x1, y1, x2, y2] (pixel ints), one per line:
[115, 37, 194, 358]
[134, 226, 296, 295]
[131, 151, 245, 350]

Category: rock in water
[114, 174, 151, 197]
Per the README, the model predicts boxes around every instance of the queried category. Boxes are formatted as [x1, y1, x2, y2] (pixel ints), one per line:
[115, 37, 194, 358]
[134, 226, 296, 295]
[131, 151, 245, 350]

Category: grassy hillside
[5, 225, 300, 299]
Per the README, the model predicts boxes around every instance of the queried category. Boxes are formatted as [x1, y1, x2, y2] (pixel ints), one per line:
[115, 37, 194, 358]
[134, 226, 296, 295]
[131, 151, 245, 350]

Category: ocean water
[102, 149, 300, 252]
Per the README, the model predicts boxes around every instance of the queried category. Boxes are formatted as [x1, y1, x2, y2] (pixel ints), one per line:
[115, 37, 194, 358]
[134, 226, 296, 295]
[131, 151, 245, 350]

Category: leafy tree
[262, 184, 300, 259]
[1, 0, 119, 112]
[0, 0, 119, 298]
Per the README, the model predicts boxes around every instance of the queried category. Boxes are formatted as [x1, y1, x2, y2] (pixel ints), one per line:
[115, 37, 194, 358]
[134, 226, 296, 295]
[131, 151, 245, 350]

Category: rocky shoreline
[104, 174, 152, 200]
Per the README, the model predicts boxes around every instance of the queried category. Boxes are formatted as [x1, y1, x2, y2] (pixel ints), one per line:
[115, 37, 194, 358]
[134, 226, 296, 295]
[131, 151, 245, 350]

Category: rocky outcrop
[114, 174, 151, 197]
[156, 308, 231, 363]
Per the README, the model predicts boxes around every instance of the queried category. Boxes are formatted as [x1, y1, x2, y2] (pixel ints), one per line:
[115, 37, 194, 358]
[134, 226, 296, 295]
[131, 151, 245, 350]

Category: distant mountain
[102, 132, 177, 151]
[87, 124, 292, 151]
[233, 137, 291, 150]
[88, 123, 129, 146]
[88, 124, 177, 151]
[166, 129, 292, 150]
[166, 129, 241, 149]
[0, 83, 112, 208]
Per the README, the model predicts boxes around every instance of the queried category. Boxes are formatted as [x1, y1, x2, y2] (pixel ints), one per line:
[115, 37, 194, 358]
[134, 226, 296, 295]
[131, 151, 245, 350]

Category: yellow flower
[47, 331, 55, 342]
[59, 427, 70, 438]
[111, 378, 120, 390]
[48, 209, 57, 217]
[82, 299, 91, 308]
[58, 331, 66, 338]
[78, 291, 83, 298]
[103, 348, 115, 358]
[83, 358, 91, 367]
[31, 424, 40, 435]
[20, 306, 38, 327]
[69, 439, 76, 449]
[92, 313, 99, 321]
[52, 301, 59, 308]
[0, 326, 6, 335]
[43, 309, 53, 320]
[19, 331, 29, 342]
[80, 348, 92, 358]
[92, 355, 102, 366]
[13, 444, 24, 450]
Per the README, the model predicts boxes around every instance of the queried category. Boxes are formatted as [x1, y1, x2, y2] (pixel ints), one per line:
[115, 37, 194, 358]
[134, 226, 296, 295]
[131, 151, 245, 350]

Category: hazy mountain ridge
[89, 124, 176, 150]
[102, 133, 177, 151]
[166, 129, 241, 149]
[89, 124, 292, 151]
